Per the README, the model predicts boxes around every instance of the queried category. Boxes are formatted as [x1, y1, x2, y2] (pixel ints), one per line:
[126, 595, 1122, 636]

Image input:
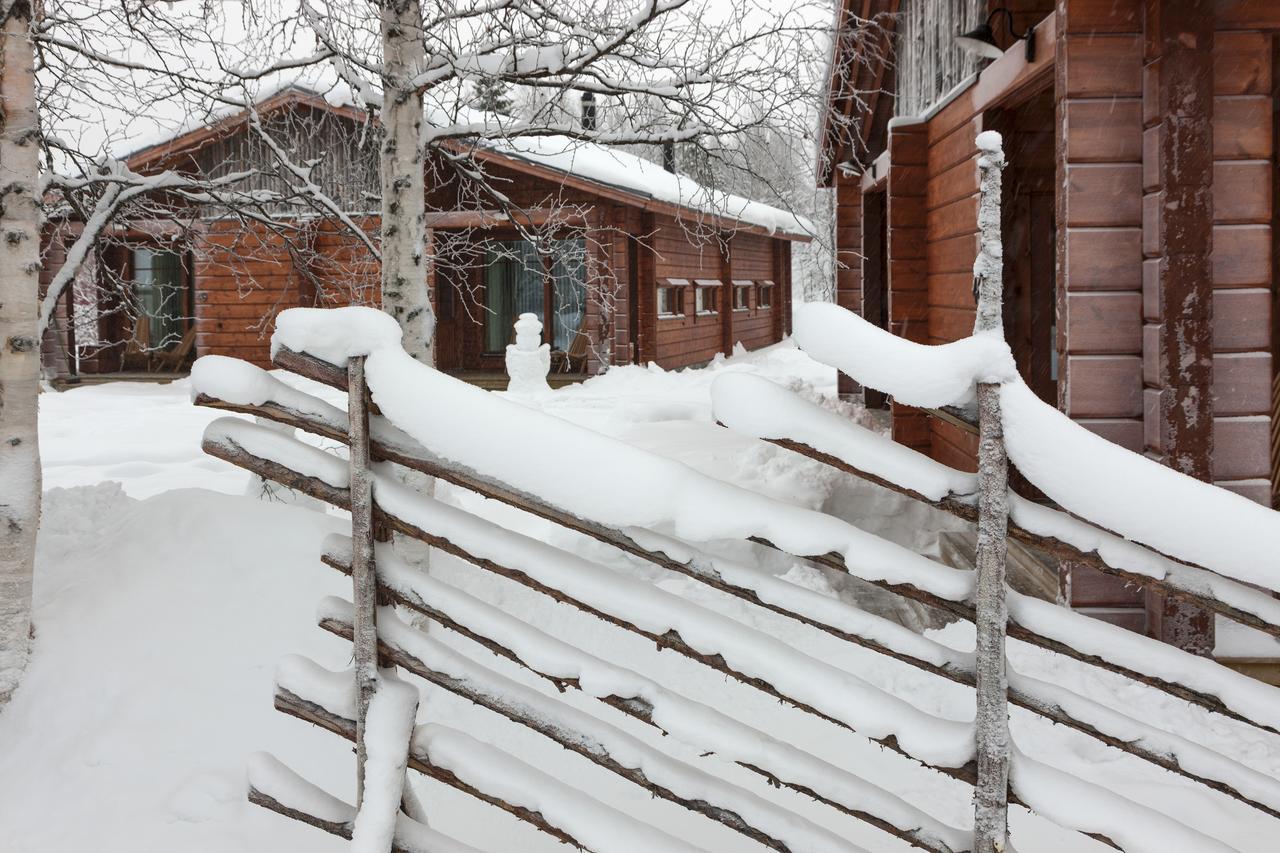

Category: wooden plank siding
[833, 168, 863, 395]
[1057, 2, 1145, 462]
[1206, 21, 1274, 505]
[887, 121, 933, 455]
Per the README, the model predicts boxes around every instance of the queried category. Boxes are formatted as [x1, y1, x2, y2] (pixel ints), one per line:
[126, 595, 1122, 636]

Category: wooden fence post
[971, 132, 1010, 853]
[347, 355, 378, 806]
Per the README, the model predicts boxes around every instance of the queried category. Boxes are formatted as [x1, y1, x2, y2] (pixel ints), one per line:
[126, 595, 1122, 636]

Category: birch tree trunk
[971, 131, 1009, 853]
[0, 0, 43, 704]
[379, 0, 433, 364]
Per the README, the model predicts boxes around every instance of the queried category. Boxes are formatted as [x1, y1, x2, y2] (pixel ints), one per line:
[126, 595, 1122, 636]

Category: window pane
[484, 240, 544, 352]
[551, 239, 586, 352]
[132, 249, 186, 350]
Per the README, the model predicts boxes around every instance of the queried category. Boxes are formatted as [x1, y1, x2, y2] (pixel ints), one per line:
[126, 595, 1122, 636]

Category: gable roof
[817, 0, 898, 187]
[126, 87, 812, 241]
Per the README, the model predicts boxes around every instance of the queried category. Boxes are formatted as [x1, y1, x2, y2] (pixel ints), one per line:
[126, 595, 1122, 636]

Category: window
[757, 280, 775, 309]
[732, 280, 751, 311]
[132, 248, 188, 351]
[484, 238, 587, 353]
[658, 279, 687, 316]
[484, 240, 544, 353]
[694, 279, 720, 315]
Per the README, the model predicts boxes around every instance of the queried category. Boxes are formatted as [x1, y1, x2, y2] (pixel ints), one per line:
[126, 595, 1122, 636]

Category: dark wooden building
[823, 1, 1280, 647]
[41, 88, 808, 381]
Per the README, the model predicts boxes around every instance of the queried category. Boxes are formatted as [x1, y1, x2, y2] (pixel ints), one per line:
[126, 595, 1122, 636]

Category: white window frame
[757, 280, 775, 309]
[694, 279, 721, 316]
[658, 278, 688, 317]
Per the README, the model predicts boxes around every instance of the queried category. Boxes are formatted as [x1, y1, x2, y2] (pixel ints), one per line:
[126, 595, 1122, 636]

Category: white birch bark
[379, 0, 432, 364]
[0, 0, 43, 704]
[347, 356, 379, 806]
[971, 131, 1010, 853]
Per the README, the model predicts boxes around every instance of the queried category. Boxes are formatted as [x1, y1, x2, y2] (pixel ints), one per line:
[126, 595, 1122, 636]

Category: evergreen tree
[471, 76, 513, 115]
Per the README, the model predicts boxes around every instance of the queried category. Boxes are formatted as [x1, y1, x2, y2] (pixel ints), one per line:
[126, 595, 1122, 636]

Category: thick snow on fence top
[279, 657, 710, 853]
[709, 371, 1280, 731]
[1000, 378, 1280, 594]
[247, 752, 484, 853]
[711, 373, 978, 501]
[269, 307, 977, 604]
[271, 306, 405, 365]
[792, 303, 1016, 409]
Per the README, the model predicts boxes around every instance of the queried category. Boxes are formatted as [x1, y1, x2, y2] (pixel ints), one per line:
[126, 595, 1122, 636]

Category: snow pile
[1000, 379, 1280, 593]
[271, 306, 404, 365]
[792, 302, 1016, 410]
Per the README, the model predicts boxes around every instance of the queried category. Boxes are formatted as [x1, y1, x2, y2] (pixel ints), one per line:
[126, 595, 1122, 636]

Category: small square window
[733, 282, 751, 311]
[658, 285, 684, 316]
[757, 281, 775, 309]
[695, 287, 719, 314]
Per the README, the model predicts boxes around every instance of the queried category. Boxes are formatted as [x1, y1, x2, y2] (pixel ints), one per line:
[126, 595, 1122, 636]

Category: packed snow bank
[0, 488, 351, 852]
[791, 303, 1016, 409]
[1000, 378, 1280, 593]
[711, 373, 977, 501]
[270, 307, 976, 604]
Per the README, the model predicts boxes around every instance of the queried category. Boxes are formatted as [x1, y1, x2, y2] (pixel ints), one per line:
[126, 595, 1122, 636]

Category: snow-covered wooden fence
[193, 134, 1280, 853]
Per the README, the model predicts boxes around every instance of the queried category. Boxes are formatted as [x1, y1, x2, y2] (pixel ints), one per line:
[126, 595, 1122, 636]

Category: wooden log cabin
[40, 86, 809, 382]
[823, 0, 1280, 651]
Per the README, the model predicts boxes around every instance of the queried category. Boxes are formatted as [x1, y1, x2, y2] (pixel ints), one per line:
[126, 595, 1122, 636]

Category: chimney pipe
[662, 140, 676, 173]
[580, 91, 597, 132]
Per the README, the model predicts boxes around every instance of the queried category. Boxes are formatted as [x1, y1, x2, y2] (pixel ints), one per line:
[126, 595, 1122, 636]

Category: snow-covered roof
[124, 83, 813, 240]
[486, 134, 813, 239]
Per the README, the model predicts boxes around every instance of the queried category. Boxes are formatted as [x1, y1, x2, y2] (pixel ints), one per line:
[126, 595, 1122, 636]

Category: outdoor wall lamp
[955, 8, 1036, 63]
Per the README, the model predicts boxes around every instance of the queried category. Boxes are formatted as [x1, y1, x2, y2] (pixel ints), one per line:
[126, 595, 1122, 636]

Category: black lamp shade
[955, 22, 1004, 60]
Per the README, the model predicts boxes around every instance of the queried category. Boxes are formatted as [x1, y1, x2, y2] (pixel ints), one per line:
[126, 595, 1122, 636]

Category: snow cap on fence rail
[711, 372, 978, 501]
[271, 306, 403, 364]
[319, 596, 879, 853]
[791, 303, 1016, 410]
[1000, 377, 1280, 594]
[315, 556, 974, 853]
[203, 417, 351, 489]
[709, 367, 1280, 733]
[247, 752, 487, 853]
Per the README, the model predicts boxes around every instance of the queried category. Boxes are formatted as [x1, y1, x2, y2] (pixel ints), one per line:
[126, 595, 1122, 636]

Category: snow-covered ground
[2, 340, 1278, 851]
